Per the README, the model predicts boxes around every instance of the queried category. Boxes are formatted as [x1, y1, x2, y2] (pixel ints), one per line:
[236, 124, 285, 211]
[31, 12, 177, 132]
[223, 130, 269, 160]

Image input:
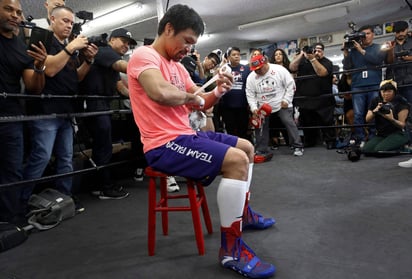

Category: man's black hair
[157, 4, 204, 37]
[359, 24, 374, 32]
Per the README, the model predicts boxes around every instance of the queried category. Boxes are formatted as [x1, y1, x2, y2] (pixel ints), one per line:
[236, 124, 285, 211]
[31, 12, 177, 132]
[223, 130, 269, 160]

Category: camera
[343, 32, 366, 49]
[71, 10, 94, 36]
[379, 103, 393, 114]
[189, 46, 197, 60]
[88, 33, 108, 47]
[296, 45, 314, 55]
[395, 49, 411, 58]
[342, 21, 366, 50]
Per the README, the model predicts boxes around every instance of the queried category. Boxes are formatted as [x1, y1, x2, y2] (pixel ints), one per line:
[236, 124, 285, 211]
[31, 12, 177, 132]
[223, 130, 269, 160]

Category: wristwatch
[33, 65, 46, 73]
[85, 58, 94, 65]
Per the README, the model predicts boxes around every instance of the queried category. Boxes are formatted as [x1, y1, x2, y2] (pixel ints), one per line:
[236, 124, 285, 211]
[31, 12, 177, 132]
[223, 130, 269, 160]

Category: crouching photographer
[362, 80, 410, 155]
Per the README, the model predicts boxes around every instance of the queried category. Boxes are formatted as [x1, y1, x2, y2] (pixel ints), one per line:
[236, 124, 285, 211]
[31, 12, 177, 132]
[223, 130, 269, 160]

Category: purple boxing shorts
[145, 131, 238, 186]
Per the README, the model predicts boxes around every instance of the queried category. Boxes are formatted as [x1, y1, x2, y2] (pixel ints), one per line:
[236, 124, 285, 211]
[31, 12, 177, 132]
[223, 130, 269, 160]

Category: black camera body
[395, 49, 411, 58]
[379, 102, 393, 114]
[296, 45, 314, 55]
[343, 31, 366, 49]
[88, 33, 108, 47]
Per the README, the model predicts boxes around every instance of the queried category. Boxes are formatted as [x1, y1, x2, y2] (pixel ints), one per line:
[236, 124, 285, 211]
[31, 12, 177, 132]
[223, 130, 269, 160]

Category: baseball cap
[379, 79, 397, 91]
[110, 28, 137, 45]
[209, 49, 222, 65]
[180, 56, 197, 74]
[250, 54, 266, 71]
[393, 21, 408, 33]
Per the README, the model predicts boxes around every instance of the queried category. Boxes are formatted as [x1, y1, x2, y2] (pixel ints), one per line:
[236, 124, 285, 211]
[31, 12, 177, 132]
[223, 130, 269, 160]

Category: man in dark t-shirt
[290, 42, 336, 148]
[79, 28, 136, 199]
[0, 0, 47, 226]
[22, 6, 97, 212]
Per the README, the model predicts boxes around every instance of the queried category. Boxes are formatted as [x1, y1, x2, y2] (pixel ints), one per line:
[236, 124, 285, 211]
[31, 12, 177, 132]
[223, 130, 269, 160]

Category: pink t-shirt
[127, 46, 196, 153]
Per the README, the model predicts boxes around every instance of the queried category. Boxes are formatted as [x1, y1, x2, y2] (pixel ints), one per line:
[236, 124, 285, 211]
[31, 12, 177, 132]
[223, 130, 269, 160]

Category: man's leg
[236, 138, 276, 229]
[351, 87, 368, 141]
[22, 119, 58, 201]
[218, 146, 275, 278]
[53, 119, 74, 196]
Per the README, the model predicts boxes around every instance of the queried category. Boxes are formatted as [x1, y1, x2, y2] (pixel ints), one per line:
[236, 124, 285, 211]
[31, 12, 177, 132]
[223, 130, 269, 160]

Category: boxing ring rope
[1, 60, 411, 190]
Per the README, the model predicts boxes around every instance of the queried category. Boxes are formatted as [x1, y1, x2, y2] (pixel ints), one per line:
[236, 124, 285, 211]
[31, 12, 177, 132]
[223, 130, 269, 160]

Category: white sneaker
[398, 158, 412, 168]
[360, 141, 366, 149]
[293, 148, 304, 156]
[166, 176, 180, 192]
[133, 168, 144, 182]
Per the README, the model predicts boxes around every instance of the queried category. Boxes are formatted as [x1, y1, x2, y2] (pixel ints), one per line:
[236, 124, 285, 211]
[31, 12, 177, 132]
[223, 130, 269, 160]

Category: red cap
[250, 54, 266, 71]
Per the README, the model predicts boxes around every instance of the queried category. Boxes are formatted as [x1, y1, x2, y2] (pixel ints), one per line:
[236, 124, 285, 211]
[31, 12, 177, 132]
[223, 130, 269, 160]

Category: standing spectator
[23, 6, 98, 213]
[79, 28, 135, 199]
[386, 20, 412, 103]
[246, 54, 304, 159]
[342, 25, 389, 145]
[127, 4, 275, 278]
[31, 0, 65, 29]
[290, 43, 337, 149]
[270, 48, 292, 148]
[220, 46, 251, 141]
[386, 20, 412, 149]
[0, 0, 47, 226]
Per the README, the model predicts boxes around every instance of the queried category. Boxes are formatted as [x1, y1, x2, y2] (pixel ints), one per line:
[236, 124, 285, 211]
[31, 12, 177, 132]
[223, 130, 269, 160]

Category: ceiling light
[304, 7, 347, 23]
[81, 1, 143, 35]
[238, 0, 357, 30]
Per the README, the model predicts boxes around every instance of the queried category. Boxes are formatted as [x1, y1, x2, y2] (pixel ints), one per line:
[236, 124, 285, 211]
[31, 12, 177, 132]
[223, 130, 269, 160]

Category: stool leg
[197, 183, 213, 234]
[187, 180, 205, 255]
[160, 176, 169, 235]
[148, 177, 157, 256]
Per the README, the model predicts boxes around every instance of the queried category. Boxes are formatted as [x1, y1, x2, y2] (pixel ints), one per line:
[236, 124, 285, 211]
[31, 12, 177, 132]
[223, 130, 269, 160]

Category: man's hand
[27, 41, 47, 70]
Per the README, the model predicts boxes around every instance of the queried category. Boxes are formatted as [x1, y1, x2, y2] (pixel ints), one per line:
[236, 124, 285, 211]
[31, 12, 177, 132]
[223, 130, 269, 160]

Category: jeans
[351, 86, 379, 141]
[0, 122, 25, 222]
[22, 118, 73, 200]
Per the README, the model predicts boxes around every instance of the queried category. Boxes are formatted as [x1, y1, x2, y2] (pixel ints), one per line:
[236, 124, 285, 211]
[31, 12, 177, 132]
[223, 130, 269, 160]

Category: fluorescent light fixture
[81, 1, 143, 34]
[238, 0, 357, 30]
[304, 7, 347, 23]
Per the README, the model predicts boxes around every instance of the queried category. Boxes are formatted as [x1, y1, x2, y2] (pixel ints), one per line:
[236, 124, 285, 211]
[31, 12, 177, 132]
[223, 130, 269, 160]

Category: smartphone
[29, 26, 53, 52]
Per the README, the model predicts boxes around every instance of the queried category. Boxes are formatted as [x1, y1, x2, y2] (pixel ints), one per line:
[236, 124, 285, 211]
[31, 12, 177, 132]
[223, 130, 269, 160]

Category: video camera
[395, 49, 411, 58]
[72, 10, 93, 36]
[342, 22, 366, 50]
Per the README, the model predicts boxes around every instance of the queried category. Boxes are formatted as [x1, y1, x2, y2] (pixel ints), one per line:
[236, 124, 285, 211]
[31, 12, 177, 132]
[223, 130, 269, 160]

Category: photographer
[362, 80, 409, 154]
[23, 6, 98, 213]
[342, 24, 389, 145]
[386, 21, 412, 104]
[290, 43, 336, 149]
[79, 28, 136, 200]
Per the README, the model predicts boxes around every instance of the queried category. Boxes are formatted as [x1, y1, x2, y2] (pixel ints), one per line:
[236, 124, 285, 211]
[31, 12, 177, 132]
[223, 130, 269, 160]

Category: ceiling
[20, 0, 412, 57]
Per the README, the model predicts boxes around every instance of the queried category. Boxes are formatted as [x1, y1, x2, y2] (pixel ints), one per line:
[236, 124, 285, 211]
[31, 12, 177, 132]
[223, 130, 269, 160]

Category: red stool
[145, 167, 213, 256]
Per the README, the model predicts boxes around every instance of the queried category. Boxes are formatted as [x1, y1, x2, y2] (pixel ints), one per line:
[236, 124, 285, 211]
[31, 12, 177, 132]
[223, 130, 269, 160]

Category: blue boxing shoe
[220, 221, 276, 278]
[243, 205, 275, 230]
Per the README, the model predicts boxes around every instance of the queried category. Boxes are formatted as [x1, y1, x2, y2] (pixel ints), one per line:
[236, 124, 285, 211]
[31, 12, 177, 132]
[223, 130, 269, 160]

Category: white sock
[246, 163, 253, 193]
[217, 178, 247, 227]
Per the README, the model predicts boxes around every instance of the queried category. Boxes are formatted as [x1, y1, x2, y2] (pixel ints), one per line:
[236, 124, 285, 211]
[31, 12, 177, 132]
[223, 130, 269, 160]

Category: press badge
[362, 71, 368, 79]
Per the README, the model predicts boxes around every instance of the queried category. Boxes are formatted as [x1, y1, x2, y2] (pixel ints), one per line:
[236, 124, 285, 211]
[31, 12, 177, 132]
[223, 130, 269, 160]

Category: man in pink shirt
[128, 4, 275, 278]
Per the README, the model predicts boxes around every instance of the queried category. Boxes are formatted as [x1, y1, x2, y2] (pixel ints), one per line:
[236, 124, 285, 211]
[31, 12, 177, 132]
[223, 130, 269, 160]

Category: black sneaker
[72, 195, 85, 214]
[99, 186, 129, 200]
